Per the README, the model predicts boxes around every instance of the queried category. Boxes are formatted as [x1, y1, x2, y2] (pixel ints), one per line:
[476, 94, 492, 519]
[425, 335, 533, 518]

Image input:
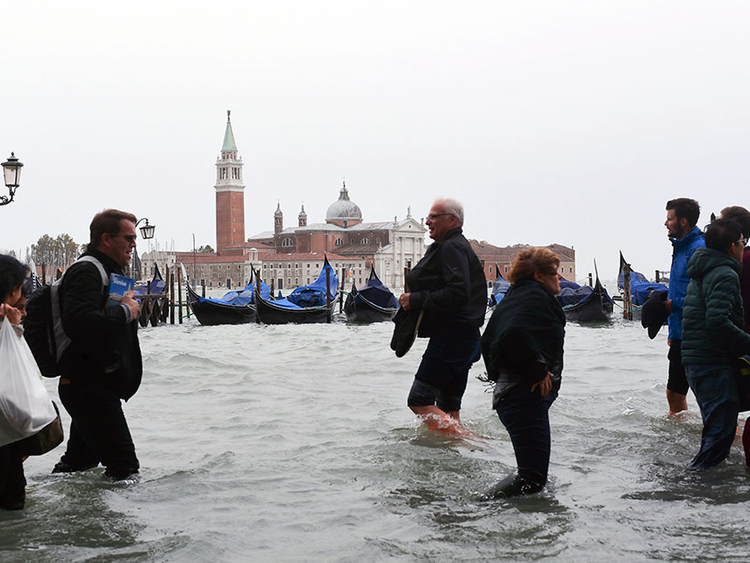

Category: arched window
[335, 238, 343, 246]
[281, 237, 293, 247]
[361, 238, 370, 244]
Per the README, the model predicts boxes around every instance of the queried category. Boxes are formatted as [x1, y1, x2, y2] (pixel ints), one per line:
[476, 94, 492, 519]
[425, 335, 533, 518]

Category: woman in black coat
[481, 248, 565, 497]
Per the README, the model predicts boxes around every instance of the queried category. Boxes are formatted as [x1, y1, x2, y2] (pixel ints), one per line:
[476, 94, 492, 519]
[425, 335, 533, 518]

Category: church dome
[326, 182, 362, 222]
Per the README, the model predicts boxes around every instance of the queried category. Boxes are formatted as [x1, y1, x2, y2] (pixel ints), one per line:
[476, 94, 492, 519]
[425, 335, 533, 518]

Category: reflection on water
[2, 317, 750, 560]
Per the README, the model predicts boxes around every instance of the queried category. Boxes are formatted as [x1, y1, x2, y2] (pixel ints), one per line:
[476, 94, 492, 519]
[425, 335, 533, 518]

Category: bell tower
[215, 110, 245, 254]
[274, 202, 284, 234]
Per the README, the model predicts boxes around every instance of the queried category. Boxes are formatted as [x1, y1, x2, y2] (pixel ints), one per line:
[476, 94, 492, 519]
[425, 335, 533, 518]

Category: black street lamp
[1, 152, 24, 206]
[135, 217, 156, 240]
[132, 218, 156, 281]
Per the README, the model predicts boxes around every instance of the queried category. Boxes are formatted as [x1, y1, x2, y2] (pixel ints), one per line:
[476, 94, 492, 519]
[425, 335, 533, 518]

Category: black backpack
[24, 256, 108, 377]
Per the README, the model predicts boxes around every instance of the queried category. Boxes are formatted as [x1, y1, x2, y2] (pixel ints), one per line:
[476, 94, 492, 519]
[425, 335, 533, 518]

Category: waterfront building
[471, 240, 576, 285]
[141, 113, 575, 291]
[142, 112, 427, 291]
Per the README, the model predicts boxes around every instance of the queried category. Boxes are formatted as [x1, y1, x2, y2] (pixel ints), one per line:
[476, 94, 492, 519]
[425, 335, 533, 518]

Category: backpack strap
[51, 255, 110, 361]
[75, 255, 109, 287]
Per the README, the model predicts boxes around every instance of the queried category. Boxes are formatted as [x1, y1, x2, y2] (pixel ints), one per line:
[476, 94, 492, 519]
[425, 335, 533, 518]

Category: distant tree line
[30, 233, 82, 279]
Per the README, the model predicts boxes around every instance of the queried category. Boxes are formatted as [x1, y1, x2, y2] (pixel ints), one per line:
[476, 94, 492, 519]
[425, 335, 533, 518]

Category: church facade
[140, 112, 576, 293]
[140, 112, 428, 291]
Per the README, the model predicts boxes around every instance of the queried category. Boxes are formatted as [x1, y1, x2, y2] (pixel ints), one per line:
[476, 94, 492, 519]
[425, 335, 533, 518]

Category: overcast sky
[2, 1, 749, 284]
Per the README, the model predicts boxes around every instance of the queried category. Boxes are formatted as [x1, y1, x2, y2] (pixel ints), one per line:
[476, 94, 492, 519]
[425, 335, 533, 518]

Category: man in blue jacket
[664, 198, 705, 414]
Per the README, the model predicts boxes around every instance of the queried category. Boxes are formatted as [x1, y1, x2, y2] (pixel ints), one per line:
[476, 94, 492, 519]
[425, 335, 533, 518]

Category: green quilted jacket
[681, 247, 750, 366]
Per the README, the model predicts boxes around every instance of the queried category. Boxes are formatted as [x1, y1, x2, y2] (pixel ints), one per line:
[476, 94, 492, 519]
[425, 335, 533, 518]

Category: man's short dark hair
[705, 218, 742, 254]
[0, 254, 29, 303]
[666, 198, 700, 229]
[89, 209, 137, 249]
[720, 206, 750, 239]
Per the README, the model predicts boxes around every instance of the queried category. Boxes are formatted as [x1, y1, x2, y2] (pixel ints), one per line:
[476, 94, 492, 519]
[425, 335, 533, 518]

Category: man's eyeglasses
[112, 234, 137, 243]
[736, 237, 749, 247]
[426, 213, 451, 221]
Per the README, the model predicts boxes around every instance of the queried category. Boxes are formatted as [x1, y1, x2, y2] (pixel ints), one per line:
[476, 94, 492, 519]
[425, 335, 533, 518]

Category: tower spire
[222, 109, 238, 152]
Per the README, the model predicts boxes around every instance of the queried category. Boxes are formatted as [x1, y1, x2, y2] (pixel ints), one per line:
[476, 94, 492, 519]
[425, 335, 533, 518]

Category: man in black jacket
[52, 209, 142, 480]
[399, 198, 486, 433]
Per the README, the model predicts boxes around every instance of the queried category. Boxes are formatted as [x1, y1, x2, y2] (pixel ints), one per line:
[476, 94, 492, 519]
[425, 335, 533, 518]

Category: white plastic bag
[0, 317, 57, 447]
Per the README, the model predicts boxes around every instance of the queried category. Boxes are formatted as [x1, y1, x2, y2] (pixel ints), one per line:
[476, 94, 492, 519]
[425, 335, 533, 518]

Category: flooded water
[3, 315, 750, 561]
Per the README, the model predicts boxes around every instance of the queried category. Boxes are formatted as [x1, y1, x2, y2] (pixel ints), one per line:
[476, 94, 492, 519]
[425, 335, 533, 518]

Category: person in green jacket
[682, 218, 750, 470]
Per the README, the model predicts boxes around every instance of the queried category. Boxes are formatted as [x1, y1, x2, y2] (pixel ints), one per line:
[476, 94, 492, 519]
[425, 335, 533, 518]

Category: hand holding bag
[0, 317, 58, 447]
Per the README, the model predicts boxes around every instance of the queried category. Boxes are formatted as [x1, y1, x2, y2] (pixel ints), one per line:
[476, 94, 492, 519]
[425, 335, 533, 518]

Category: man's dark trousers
[57, 382, 139, 479]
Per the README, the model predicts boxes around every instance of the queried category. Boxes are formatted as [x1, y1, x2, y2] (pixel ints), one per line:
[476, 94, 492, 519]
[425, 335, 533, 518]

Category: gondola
[488, 269, 510, 309]
[186, 273, 270, 326]
[344, 268, 398, 323]
[254, 256, 339, 324]
[617, 251, 668, 319]
[557, 276, 614, 323]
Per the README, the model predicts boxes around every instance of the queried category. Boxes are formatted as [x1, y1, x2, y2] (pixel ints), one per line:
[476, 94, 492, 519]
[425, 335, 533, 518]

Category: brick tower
[215, 110, 245, 254]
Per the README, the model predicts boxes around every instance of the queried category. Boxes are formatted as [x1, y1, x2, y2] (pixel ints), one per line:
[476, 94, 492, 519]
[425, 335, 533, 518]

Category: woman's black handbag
[16, 401, 64, 456]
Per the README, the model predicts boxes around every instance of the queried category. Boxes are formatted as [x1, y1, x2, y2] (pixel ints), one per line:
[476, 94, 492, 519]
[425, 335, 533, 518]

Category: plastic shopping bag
[0, 317, 57, 447]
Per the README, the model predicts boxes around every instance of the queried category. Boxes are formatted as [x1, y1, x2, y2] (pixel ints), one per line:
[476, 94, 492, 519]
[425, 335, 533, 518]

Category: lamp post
[134, 218, 156, 279]
[135, 217, 156, 240]
[1, 152, 24, 206]
[192, 233, 197, 289]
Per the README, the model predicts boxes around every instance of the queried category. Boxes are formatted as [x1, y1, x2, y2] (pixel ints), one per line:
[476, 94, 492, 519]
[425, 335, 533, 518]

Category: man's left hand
[399, 292, 411, 311]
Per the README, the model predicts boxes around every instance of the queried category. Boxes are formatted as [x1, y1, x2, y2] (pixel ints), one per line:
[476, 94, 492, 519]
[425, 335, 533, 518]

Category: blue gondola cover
[196, 281, 271, 307]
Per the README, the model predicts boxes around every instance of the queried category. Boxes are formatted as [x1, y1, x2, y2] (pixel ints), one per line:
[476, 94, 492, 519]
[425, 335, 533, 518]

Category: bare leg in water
[409, 405, 477, 437]
[667, 390, 688, 415]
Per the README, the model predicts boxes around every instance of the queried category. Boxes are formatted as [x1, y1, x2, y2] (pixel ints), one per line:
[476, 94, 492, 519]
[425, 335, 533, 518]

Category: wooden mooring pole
[169, 271, 175, 324]
[340, 267, 346, 313]
[623, 262, 632, 320]
[177, 266, 184, 324]
[326, 266, 332, 324]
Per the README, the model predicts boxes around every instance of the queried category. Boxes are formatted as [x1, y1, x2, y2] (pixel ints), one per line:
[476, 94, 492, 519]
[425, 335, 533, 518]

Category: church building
[141, 112, 575, 292]
[141, 112, 428, 291]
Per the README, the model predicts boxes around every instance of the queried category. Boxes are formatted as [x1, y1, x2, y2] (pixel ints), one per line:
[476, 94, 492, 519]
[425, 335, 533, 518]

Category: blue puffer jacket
[668, 226, 705, 340]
